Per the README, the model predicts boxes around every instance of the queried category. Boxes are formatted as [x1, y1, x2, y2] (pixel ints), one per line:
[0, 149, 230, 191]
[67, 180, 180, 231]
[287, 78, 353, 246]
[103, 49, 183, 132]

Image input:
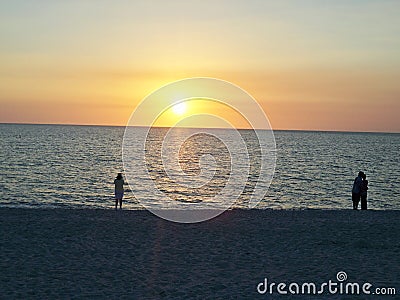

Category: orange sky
[1, 1, 399, 132]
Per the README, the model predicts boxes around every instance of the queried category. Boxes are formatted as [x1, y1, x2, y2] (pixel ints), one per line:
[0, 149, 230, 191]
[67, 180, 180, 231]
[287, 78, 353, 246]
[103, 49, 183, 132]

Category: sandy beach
[1, 208, 399, 299]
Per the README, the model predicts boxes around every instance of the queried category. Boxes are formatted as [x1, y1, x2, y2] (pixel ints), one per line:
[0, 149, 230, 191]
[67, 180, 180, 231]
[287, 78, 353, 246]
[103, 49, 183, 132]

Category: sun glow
[172, 102, 187, 115]
[151, 98, 253, 128]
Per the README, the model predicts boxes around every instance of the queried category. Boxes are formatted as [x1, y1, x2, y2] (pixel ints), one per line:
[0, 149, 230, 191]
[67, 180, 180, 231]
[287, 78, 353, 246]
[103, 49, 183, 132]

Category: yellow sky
[1, 1, 399, 132]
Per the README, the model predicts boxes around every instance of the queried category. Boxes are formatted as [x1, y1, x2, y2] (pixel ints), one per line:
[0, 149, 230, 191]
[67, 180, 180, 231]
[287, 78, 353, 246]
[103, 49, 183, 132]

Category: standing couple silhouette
[352, 171, 368, 210]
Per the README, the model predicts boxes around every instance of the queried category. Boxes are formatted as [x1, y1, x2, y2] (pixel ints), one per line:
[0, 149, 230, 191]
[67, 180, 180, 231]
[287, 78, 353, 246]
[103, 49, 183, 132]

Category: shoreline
[1, 205, 400, 211]
[1, 208, 399, 298]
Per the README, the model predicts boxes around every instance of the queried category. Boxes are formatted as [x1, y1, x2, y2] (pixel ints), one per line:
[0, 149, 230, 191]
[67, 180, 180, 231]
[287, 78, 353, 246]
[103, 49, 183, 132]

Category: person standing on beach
[114, 173, 124, 210]
[352, 171, 363, 210]
[360, 173, 368, 210]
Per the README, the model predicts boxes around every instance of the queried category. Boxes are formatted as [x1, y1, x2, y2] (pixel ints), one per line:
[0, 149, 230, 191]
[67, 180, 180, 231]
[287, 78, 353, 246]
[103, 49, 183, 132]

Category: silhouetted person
[360, 173, 368, 210]
[352, 171, 363, 210]
[114, 173, 124, 209]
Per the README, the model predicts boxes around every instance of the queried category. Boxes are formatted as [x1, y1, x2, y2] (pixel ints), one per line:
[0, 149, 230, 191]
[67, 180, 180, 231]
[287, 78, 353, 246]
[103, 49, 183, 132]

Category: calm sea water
[1, 124, 399, 210]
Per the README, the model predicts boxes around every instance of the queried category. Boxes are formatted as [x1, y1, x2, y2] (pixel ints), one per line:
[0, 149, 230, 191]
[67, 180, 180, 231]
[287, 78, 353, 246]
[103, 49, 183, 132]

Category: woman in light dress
[114, 173, 124, 209]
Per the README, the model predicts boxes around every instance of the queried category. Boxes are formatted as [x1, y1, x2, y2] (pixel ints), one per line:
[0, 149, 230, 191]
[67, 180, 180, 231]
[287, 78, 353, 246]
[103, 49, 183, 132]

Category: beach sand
[1, 208, 399, 299]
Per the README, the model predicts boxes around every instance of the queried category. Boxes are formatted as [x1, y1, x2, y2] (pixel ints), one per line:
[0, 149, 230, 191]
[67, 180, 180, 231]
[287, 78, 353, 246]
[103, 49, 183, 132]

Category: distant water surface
[0, 124, 399, 210]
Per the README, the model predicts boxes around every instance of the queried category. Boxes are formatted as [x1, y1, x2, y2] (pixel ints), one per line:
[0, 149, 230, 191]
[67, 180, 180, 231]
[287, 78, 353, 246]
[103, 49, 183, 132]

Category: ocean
[1, 123, 399, 210]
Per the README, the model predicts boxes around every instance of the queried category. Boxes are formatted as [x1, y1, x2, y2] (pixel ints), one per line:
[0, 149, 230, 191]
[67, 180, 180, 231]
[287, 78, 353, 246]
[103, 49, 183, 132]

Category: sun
[172, 102, 187, 115]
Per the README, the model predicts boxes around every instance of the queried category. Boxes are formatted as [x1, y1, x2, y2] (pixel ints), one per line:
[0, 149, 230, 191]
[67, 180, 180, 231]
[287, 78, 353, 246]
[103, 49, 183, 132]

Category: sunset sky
[1, 1, 399, 132]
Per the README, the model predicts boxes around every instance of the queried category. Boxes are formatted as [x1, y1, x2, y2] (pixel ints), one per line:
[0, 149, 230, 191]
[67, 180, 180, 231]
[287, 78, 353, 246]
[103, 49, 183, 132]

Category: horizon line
[1, 122, 399, 134]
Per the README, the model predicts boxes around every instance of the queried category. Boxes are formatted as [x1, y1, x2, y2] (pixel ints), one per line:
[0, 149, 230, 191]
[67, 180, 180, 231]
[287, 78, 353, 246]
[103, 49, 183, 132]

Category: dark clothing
[352, 176, 363, 194]
[360, 180, 368, 210]
[352, 192, 360, 210]
[361, 194, 367, 210]
[352, 175, 364, 210]
[360, 180, 368, 195]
